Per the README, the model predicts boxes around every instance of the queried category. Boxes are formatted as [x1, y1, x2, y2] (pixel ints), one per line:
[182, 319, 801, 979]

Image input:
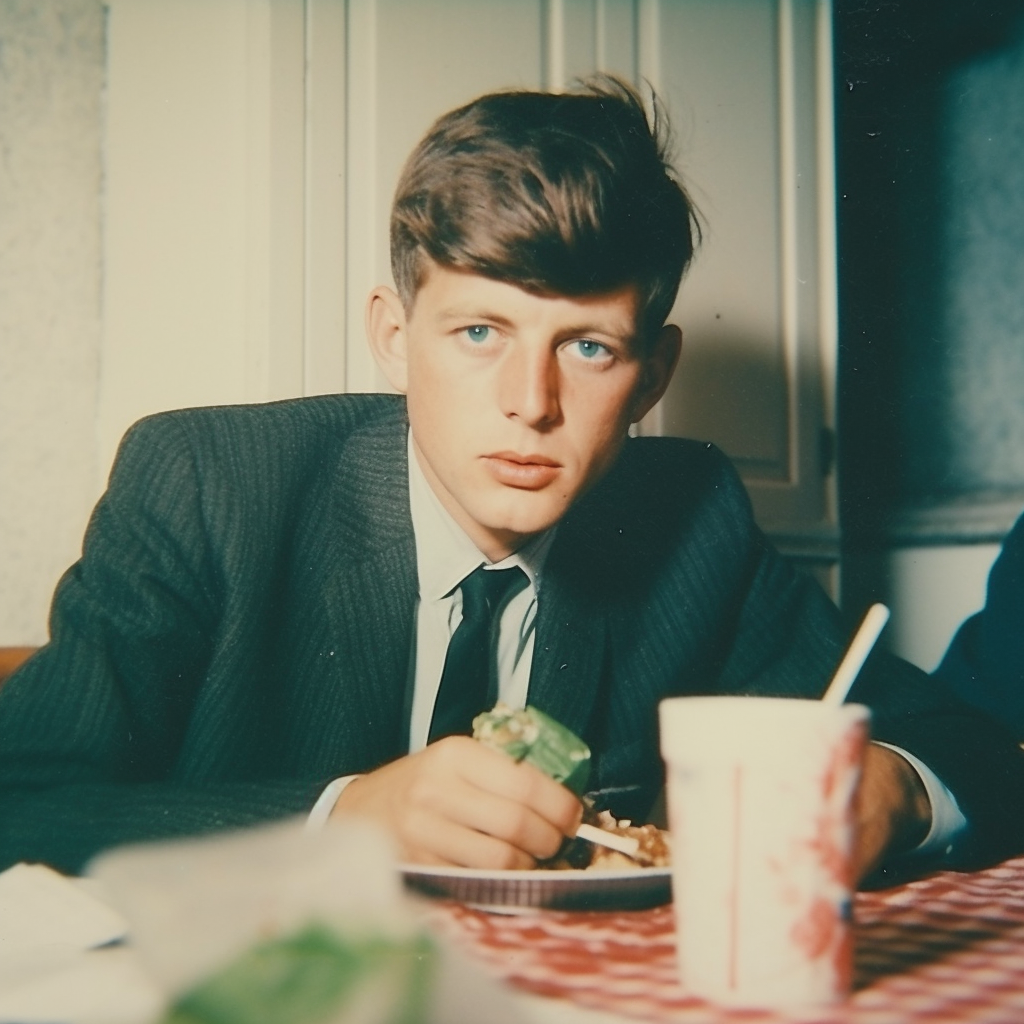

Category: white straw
[575, 822, 642, 860]
[821, 603, 891, 705]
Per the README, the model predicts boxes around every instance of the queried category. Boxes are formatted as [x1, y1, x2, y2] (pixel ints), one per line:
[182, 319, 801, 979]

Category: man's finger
[394, 802, 537, 869]
[419, 774, 569, 861]
[435, 736, 583, 835]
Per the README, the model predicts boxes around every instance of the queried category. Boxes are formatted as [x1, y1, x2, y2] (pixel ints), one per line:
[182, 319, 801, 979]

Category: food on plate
[563, 810, 671, 870]
[472, 702, 591, 796]
[473, 703, 670, 871]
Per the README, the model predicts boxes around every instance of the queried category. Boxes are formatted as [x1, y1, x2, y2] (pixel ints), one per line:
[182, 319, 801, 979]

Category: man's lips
[483, 451, 562, 489]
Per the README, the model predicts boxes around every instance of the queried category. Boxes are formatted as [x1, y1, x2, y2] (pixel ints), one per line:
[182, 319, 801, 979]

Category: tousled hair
[390, 76, 700, 341]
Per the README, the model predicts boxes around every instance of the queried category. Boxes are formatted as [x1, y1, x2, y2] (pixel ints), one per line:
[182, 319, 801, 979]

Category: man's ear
[365, 285, 409, 393]
[631, 323, 682, 423]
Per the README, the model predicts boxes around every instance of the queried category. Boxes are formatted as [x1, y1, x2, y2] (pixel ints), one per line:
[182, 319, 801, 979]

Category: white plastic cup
[659, 696, 870, 1008]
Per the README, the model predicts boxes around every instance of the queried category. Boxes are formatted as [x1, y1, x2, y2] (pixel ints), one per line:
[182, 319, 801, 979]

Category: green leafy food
[473, 703, 591, 796]
[162, 923, 435, 1024]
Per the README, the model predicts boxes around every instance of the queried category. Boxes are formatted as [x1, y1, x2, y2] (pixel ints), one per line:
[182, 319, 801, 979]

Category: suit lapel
[313, 409, 418, 763]
[525, 450, 643, 748]
[527, 548, 608, 742]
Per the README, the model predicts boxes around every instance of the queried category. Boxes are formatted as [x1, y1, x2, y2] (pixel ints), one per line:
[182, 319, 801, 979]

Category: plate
[400, 863, 672, 912]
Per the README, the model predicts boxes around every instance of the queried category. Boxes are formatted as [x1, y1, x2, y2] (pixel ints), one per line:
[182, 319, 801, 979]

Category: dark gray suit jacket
[2, 394, 1023, 874]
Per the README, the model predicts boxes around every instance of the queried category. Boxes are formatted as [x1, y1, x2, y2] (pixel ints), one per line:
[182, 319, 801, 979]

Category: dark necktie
[427, 565, 528, 743]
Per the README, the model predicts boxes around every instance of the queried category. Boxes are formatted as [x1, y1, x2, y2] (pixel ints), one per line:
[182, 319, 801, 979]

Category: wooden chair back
[0, 647, 37, 689]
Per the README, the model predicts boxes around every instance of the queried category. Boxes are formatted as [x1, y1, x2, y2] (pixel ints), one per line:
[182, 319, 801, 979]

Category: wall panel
[647, 0, 837, 546]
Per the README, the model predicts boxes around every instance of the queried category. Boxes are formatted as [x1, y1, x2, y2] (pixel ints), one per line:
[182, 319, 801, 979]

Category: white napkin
[0, 863, 127, 954]
[0, 863, 161, 1024]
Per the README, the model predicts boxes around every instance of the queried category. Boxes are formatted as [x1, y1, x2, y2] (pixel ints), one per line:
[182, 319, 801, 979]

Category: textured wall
[835, 2, 1024, 661]
[838, 2, 1024, 540]
[0, 0, 105, 644]
[905, 14, 1024, 496]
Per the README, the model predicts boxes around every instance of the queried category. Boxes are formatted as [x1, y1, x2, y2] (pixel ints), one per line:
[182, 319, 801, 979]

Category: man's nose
[498, 345, 561, 428]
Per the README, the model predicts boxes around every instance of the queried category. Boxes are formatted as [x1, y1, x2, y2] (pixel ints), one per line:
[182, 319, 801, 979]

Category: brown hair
[390, 76, 700, 340]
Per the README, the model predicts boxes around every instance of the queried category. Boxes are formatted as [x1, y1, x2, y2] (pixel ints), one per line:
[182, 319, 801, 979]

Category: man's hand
[852, 742, 932, 883]
[329, 736, 583, 869]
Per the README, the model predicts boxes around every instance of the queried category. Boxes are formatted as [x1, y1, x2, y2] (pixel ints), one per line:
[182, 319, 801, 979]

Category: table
[427, 855, 1024, 1023]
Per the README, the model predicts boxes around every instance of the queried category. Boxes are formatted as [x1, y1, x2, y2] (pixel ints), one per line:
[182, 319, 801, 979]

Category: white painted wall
[0, 0, 105, 644]
[99, 0, 295, 474]
[884, 544, 1000, 673]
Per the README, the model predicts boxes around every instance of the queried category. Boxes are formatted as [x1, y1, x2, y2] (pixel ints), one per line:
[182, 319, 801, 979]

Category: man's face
[370, 264, 678, 560]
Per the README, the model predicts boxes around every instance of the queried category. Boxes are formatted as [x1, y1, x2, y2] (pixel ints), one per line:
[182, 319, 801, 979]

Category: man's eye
[571, 339, 611, 361]
[464, 325, 491, 343]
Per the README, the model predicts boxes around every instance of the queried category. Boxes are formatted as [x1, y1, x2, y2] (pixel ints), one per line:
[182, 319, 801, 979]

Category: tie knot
[460, 565, 528, 621]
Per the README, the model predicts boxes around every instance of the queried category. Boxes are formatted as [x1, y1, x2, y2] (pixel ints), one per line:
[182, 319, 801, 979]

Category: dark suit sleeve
[713, 481, 1024, 872]
[0, 416, 326, 875]
[639, 443, 1024, 872]
[579, 439, 1024, 871]
[933, 512, 1024, 738]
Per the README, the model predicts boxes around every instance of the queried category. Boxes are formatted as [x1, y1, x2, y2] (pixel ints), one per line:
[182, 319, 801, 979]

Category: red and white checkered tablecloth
[426, 856, 1024, 1023]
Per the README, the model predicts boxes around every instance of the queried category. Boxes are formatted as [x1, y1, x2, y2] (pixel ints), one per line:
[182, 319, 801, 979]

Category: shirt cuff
[875, 742, 968, 861]
[304, 775, 362, 832]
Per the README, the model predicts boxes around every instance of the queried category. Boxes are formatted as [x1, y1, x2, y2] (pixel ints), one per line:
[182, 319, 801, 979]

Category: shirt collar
[407, 431, 554, 602]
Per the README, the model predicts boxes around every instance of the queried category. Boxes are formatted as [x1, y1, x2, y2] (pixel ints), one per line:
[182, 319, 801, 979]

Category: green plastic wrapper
[472, 703, 591, 796]
[162, 923, 435, 1024]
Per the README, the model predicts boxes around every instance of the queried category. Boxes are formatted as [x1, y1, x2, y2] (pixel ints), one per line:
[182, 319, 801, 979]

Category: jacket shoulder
[554, 436, 758, 591]
[96, 393, 408, 555]
[108, 394, 404, 489]
[120, 393, 405, 457]
[584, 435, 753, 525]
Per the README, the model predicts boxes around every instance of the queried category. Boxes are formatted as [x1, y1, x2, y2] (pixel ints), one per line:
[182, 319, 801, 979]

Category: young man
[1, 80, 1022, 879]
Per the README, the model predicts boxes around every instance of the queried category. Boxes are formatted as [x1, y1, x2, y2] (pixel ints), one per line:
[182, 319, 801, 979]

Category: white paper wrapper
[660, 696, 869, 1008]
[89, 817, 526, 1024]
[0, 863, 158, 1024]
